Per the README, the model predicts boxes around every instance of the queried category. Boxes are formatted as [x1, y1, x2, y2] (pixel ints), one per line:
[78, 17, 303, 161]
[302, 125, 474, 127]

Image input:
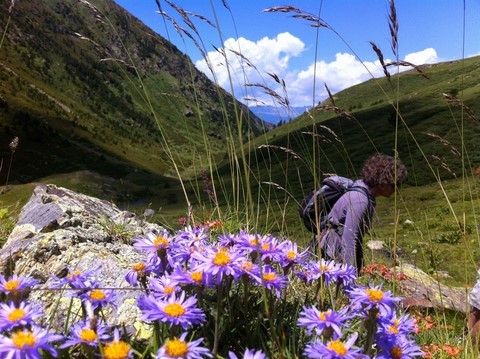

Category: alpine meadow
[1, 0, 480, 358]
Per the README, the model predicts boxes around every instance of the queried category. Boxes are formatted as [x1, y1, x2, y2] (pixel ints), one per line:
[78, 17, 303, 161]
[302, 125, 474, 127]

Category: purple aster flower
[0, 301, 43, 331]
[236, 259, 261, 281]
[61, 319, 111, 348]
[253, 265, 287, 297]
[377, 313, 418, 339]
[148, 275, 182, 299]
[228, 348, 267, 359]
[175, 225, 210, 247]
[234, 233, 282, 262]
[294, 264, 316, 284]
[156, 332, 212, 359]
[190, 246, 243, 285]
[125, 261, 152, 287]
[347, 284, 402, 317]
[170, 266, 213, 288]
[0, 326, 63, 358]
[48, 266, 100, 289]
[218, 232, 238, 247]
[303, 333, 366, 359]
[103, 328, 132, 359]
[376, 335, 423, 359]
[336, 263, 357, 287]
[138, 291, 206, 330]
[276, 240, 310, 269]
[297, 306, 350, 339]
[0, 274, 38, 294]
[315, 259, 341, 286]
[134, 230, 173, 254]
[79, 287, 117, 311]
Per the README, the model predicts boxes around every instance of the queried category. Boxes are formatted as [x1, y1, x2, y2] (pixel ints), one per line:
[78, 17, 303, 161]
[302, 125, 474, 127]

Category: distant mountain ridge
[249, 105, 309, 124]
[0, 0, 270, 184]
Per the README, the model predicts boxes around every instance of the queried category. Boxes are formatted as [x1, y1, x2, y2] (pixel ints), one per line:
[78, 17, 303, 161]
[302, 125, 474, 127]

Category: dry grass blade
[385, 61, 429, 79]
[245, 83, 285, 104]
[164, 0, 200, 37]
[242, 97, 266, 105]
[78, 0, 98, 13]
[262, 6, 302, 13]
[425, 132, 461, 156]
[314, 104, 355, 121]
[263, 6, 329, 29]
[257, 144, 301, 160]
[8, 0, 15, 14]
[292, 14, 329, 29]
[431, 155, 457, 178]
[220, 0, 230, 10]
[267, 72, 281, 85]
[186, 12, 216, 28]
[443, 93, 478, 125]
[369, 41, 391, 79]
[388, 0, 399, 57]
[228, 49, 257, 69]
[324, 83, 336, 106]
[301, 131, 333, 144]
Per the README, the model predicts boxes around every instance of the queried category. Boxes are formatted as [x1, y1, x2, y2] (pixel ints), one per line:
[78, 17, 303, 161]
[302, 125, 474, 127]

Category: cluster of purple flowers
[0, 225, 424, 358]
[130, 226, 423, 358]
[0, 271, 135, 359]
[298, 283, 423, 358]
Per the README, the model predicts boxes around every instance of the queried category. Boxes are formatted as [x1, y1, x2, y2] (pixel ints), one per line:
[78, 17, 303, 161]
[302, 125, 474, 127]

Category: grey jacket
[319, 179, 375, 270]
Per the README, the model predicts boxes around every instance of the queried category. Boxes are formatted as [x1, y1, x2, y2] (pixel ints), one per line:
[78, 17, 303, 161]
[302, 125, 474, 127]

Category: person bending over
[319, 153, 407, 272]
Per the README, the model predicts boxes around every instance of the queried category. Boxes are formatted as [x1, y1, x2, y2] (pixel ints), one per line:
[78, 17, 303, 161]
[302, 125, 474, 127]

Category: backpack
[299, 176, 370, 233]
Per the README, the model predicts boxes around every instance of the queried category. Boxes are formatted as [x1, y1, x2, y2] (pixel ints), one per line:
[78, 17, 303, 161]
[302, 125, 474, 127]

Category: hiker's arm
[341, 194, 369, 268]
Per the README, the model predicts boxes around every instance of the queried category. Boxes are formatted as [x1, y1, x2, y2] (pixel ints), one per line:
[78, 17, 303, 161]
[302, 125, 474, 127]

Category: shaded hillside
[0, 0, 270, 184]
[239, 57, 480, 199]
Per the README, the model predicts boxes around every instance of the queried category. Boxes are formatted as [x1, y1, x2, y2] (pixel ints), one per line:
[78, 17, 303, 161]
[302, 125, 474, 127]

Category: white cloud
[404, 48, 439, 65]
[195, 34, 441, 107]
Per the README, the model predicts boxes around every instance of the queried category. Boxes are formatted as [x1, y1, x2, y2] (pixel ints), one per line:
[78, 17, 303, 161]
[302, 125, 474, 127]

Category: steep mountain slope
[0, 0, 269, 184]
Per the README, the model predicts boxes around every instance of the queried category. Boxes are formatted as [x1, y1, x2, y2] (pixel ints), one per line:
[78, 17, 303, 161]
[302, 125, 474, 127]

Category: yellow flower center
[164, 303, 186, 317]
[164, 286, 175, 295]
[4, 280, 20, 291]
[262, 243, 270, 251]
[67, 270, 81, 280]
[263, 273, 277, 281]
[8, 308, 26, 322]
[165, 338, 189, 357]
[191, 271, 202, 283]
[250, 238, 259, 246]
[154, 236, 169, 247]
[327, 340, 348, 355]
[365, 288, 384, 302]
[321, 265, 330, 271]
[390, 346, 403, 359]
[241, 261, 254, 271]
[286, 251, 296, 260]
[213, 252, 231, 266]
[90, 289, 106, 301]
[132, 262, 146, 271]
[104, 341, 131, 359]
[80, 328, 97, 342]
[12, 331, 37, 348]
[318, 310, 331, 321]
[388, 325, 399, 334]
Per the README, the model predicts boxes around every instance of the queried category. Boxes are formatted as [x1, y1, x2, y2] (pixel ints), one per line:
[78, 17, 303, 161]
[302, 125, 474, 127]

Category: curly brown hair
[361, 153, 407, 187]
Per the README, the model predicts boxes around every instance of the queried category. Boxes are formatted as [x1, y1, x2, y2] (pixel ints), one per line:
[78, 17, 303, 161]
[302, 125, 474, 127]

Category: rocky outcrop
[397, 263, 469, 313]
[0, 184, 162, 334]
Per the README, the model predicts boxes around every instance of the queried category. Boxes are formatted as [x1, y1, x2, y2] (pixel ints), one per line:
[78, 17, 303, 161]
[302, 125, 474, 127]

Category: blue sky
[114, 1, 480, 109]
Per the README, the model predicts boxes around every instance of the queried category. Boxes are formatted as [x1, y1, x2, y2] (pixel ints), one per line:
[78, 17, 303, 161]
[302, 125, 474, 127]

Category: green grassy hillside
[0, 0, 269, 186]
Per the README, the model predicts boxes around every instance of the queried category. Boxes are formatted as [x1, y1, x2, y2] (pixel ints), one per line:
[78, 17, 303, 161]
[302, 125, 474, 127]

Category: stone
[0, 184, 163, 333]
